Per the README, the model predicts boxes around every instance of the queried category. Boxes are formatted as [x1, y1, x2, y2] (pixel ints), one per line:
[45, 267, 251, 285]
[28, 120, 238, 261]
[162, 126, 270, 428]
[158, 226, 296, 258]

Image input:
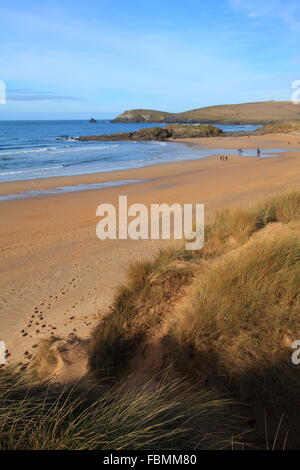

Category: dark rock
[76, 125, 222, 142]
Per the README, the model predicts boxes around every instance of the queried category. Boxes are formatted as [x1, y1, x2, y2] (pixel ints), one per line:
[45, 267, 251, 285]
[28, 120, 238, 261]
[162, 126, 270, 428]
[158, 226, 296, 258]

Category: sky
[0, 0, 299, 119]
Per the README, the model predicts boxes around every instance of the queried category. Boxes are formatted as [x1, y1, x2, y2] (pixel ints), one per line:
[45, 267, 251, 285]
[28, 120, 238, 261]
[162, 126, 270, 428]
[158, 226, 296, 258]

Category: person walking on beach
[257, 148, 261, 157]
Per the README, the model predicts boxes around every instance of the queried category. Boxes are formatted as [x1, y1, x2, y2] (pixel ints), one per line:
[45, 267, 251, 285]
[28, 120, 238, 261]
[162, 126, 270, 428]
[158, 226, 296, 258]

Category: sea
[0, 120, 262, 183]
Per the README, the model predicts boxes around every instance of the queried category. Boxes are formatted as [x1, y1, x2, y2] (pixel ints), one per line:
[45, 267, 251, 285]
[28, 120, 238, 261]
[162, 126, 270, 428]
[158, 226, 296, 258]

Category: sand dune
[1, 132, 300, 366]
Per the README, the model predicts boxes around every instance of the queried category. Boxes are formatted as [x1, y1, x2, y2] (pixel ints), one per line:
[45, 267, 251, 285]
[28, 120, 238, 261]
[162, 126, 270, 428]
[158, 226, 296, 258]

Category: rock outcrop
[167, 125, 222, 138]
[76, 125, 223, 142]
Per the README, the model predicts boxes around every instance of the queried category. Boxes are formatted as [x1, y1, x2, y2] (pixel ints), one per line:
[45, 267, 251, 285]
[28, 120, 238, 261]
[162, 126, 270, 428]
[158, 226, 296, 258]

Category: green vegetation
[202, 191, 300, 258]
[0, 368, 243, 450]
[112, 109, 173, 123]
[258, 120, 300, 134]
[113, 101, 300, 125]
[167, 230, 300, 448]
[166, 124, 222, 138]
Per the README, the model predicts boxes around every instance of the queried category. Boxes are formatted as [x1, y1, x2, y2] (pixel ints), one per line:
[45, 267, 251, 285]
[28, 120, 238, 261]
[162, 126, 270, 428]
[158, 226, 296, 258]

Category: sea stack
[89, 117, 97, 123]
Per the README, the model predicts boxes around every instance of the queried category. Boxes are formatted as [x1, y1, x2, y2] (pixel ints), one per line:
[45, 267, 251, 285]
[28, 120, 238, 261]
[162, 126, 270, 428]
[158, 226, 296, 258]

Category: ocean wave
[49, 144, 120, 154]
[0, 165, 64, 176]
[128, 156, 159, 164]
[0, 143, 120, 158]
[0, 147, 57, 156]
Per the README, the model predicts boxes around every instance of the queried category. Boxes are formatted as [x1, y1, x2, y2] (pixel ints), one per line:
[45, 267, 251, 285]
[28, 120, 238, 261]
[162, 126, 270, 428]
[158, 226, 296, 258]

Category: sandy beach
[1, 132, 300, 364]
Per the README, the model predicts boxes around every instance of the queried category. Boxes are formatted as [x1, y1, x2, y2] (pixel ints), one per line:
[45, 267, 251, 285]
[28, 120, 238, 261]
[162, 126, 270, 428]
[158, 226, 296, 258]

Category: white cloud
[230, 0, 300, 30]
[7, 89, 82, 101]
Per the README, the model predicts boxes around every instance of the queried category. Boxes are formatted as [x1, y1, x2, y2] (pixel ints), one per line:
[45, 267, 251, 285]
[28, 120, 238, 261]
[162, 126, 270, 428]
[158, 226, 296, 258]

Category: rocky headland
[76, 124, 223, 142]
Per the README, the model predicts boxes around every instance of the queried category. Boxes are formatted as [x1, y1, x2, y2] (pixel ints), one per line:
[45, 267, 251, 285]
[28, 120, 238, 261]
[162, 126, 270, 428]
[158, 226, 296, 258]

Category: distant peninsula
[112, 100, 300, 125]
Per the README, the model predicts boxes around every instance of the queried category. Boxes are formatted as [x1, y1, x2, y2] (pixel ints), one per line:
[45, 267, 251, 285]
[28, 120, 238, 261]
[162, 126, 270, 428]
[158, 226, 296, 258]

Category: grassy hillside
[112, 109, 173, 123]
[2, 190, 300, 449]
[113, 101, 300, 124]
[258, 120, 300, 134]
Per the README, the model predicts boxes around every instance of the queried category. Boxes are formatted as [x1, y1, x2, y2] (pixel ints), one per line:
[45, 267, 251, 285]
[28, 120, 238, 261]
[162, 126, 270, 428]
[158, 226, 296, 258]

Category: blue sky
[0, 0, 299, 119]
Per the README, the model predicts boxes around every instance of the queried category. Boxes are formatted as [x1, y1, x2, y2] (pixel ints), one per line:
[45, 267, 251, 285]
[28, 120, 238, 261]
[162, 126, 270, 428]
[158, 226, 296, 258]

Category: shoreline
[1, 132, 300, 198]
[1, 131, 300, 364]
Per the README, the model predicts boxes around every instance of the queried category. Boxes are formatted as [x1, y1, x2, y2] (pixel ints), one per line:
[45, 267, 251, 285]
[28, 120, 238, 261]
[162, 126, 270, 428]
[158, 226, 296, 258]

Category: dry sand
[1, 132, 300, 365]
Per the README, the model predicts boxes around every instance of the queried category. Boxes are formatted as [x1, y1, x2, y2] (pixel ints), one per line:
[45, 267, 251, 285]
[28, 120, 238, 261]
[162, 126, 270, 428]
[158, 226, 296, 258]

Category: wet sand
[1, 132, 300, 364]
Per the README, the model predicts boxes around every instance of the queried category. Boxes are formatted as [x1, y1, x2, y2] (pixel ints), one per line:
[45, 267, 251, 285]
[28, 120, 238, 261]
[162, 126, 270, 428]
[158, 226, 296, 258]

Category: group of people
[237, 148, 261, 157]
[219, 147, 262, 162]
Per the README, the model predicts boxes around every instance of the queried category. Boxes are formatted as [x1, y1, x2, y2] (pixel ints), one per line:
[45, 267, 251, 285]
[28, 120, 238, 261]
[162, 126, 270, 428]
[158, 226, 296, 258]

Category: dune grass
[201, 191, 300, 258]
[89, 247, 195, 376]
[0, 368, 245, 450]
[166, 230, 300, 448]
[253, 191, 300, 225]
[87, 190, 300, 447]
[89, 191, 300, 380]
[168, 232, 300, 376]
